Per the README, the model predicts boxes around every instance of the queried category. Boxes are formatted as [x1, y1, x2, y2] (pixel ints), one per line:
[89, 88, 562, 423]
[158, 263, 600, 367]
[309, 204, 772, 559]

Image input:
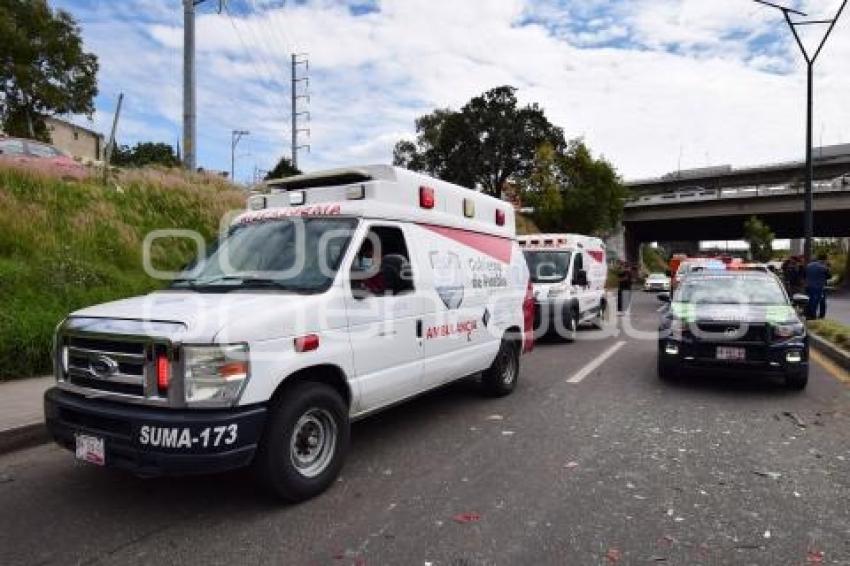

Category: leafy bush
[0, 164, 244, 379]
[808, 319, 850, 351]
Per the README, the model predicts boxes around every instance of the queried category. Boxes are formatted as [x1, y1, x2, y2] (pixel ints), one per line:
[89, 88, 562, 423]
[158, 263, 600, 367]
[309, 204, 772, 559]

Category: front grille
[61, 333, 151, 399]
[694, 322, 768, 343]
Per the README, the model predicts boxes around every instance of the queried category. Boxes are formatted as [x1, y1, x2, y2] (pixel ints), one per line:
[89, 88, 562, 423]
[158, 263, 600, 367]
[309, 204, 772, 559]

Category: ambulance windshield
[524, 251, 572, 283]
[172, 217, 358, 293]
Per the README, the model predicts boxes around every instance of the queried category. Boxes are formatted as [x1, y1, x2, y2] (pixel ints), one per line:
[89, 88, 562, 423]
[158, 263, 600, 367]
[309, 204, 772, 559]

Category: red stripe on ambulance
[420, 224, 513, 264]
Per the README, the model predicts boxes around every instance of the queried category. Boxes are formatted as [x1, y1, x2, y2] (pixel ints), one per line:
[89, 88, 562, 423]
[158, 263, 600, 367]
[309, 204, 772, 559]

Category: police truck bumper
[44, 388, 267, 477]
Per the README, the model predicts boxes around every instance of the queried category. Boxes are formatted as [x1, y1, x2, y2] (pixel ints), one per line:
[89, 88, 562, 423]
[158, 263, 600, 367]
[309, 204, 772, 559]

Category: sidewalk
[827, 291, 850, 326]
[0, 376, 52, 454]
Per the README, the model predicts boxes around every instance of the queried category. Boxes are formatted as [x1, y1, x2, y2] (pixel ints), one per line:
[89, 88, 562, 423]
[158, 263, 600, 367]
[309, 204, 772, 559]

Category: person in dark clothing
[804, 253, 831, 319]
[617, 262, 633, 315]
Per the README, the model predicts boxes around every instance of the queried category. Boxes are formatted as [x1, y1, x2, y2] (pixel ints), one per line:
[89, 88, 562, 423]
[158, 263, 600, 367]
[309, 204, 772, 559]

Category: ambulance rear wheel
[255, 382, 350, 502]
[482, 338, 520, 397]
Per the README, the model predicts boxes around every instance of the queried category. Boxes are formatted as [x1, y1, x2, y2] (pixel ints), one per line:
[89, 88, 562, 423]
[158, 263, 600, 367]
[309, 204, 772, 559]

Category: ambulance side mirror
[573, 269, 588, 287]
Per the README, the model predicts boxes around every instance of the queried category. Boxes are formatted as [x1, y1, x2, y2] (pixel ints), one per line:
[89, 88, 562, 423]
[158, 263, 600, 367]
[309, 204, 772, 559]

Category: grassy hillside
[0, 164, 244, 379]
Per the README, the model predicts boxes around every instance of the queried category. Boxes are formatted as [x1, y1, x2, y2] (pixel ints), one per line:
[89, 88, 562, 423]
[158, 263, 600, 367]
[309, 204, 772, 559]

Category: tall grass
[0, 164, 244, 379]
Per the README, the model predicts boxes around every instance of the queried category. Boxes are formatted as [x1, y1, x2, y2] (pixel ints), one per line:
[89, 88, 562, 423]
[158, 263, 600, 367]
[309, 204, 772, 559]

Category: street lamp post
[754, 0, 848, 262]
[231, 130, 250, 183]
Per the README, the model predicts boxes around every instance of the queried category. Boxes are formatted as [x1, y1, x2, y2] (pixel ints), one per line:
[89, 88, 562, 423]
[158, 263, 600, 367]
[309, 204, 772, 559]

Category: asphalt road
[2, 292, 849, 566]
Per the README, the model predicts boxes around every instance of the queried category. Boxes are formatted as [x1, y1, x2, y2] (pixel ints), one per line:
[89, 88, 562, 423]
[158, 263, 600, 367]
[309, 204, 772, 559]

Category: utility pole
[291, 53, 310, 169]
[104, 92, 124, 167]
[231, 129, 250, 182]
[754, 0, 848, 263]
[183, 0, 197, 171]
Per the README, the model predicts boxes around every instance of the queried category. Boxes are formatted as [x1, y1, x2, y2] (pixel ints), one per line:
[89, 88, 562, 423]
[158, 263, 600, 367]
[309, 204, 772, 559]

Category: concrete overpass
[621, 144, 850, 261]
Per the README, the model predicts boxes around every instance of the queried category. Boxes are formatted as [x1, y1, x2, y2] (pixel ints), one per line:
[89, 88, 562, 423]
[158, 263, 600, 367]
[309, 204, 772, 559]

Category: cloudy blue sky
[50, 0, 850, 183]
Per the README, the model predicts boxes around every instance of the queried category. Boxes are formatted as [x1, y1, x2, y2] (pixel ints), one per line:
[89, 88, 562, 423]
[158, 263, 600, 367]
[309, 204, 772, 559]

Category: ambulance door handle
[416, 320, 423, 338]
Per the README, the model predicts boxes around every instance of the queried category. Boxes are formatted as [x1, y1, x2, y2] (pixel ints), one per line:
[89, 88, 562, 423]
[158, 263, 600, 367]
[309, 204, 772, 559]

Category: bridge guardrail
[626, 175, 850, 207]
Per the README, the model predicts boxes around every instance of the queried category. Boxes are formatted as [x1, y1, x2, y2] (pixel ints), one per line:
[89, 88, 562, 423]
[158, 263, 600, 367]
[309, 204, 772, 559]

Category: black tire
[482, 338, 520, 397]
[593, 299, 607, 329]
[563, 308, 579, 342]
[254, 381, 350, 502]
[785, 368, 809, 391]
[657, 355, 679, 382]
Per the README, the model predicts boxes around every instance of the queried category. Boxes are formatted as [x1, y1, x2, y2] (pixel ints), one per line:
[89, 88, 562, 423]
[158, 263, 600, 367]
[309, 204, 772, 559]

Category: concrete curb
[0, 422, 48, 456]
[810, 331, 850, 373]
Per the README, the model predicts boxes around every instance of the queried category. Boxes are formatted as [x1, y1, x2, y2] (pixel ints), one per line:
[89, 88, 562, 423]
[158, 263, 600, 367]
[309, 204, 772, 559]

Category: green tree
[265, 156, 301, 180]
[0, 0, 98, 140]
[111, 142, 180, 168]
[523, 140, 627, 236]
[743, 216, 774, 262]
[522, 143, 564, 231]
[393, 86, 565, 197]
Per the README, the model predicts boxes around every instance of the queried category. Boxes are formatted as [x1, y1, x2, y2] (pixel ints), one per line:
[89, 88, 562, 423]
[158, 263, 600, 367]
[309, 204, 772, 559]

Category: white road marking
[566, 340, 627, 384]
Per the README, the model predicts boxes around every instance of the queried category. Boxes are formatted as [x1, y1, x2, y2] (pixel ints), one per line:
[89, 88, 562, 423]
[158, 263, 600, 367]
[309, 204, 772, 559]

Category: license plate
[75, 433, 105, 466]
[716, 346, 746, 361]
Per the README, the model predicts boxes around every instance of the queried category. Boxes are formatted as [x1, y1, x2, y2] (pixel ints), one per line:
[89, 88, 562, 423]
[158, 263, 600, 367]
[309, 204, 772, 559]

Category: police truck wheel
[657, 356, 679, 381]
[255, 382, 349, 502]
[785, 368, 809, 391]
[482, 338, 520, 397]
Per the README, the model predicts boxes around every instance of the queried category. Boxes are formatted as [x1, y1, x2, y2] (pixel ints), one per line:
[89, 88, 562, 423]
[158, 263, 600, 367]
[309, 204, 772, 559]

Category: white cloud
[59, 0, 850, 182]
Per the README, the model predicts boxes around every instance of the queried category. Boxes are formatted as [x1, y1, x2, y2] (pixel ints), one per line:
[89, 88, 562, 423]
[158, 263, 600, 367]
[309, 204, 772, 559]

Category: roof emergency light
[347, 185, 366, 200]
[419, 186, 435, 209]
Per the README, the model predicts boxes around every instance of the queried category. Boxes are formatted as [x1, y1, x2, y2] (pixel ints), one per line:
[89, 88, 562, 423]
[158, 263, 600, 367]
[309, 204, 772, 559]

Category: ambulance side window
[572, 253, 588, 286]
[351, 226, 415, 298]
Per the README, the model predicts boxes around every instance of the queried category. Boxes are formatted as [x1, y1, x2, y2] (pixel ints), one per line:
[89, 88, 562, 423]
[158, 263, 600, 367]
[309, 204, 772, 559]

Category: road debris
[806, 549, 825, 564]
[763, 530, 771, 539]
[0, 474, 14, 484]
[752, 470, 782, 480]
[485, 414, 504, 421]
[452, 512, 481, 524]
[781, 411, 807, 429]
[501, 430, 515, 436]
[604, 548, 622, 563]
[563, 461, 579, 469]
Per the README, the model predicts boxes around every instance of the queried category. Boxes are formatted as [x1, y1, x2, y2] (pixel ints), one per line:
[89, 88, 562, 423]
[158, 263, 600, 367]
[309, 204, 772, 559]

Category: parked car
[644, 272, 671, 292]
[657, 271, 809, 389]
[0, 136, 88, 180]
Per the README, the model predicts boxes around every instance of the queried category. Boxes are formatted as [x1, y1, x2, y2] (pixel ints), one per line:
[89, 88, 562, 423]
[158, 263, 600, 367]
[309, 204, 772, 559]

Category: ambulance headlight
[183, 344, 250, 407]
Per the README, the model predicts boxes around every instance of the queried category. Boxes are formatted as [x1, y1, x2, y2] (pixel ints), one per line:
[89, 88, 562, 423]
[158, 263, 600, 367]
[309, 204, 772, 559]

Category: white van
[518, 234, 607, 337]
[44, 165, 533, 501]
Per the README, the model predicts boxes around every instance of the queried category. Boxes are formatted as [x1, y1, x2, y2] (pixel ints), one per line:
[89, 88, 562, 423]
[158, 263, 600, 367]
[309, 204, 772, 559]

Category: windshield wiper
[172, 275, 318, 293]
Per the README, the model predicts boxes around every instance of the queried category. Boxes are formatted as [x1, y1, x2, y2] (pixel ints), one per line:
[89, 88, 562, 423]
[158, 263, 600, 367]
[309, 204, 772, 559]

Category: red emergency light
[156, 354, 170, 392]
[419, 186, 435, 209]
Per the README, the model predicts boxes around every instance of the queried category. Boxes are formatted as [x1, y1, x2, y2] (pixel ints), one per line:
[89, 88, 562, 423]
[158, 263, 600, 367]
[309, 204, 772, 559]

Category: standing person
[804, 253, 831, 319]
[617, 262, 633, 316]
[781, 257, 795, 293]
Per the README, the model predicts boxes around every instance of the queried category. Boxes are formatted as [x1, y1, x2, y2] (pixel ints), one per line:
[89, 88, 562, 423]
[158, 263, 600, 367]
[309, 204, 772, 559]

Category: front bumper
[44, 388, 267, 477]
[658, 338, 808, 375]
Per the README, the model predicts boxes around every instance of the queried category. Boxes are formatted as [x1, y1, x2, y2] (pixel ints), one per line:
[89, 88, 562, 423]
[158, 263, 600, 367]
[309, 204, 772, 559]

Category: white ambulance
[518, 234, 608, 337]
[44, 165, 533, 501]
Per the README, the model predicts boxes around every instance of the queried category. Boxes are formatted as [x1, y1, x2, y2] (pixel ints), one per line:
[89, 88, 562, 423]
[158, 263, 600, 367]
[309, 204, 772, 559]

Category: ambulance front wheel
[254, 381, 350, 502]
[481, 337, 520, 397]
